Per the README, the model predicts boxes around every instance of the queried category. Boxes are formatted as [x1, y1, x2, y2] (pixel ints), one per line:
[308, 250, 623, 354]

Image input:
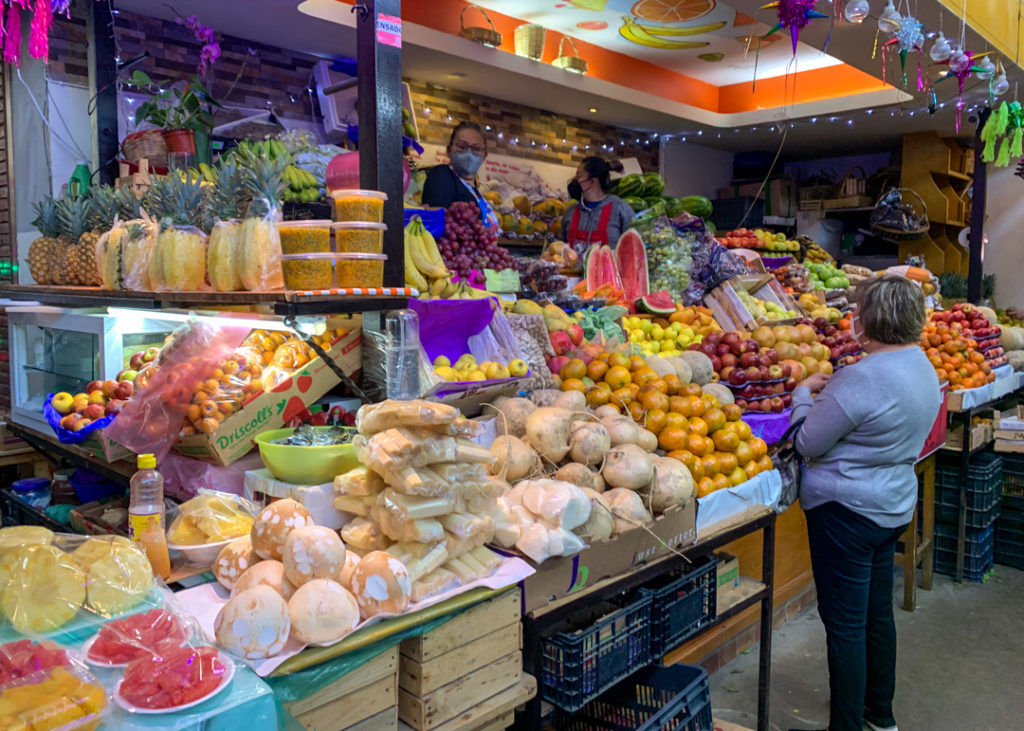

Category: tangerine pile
[559, 350, 771, 497]
[919, 316, 995, 391]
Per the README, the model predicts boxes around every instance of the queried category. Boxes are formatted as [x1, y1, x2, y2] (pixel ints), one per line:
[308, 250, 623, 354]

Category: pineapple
[146, 175, 208, 291]
[237, 149, 291, 291]
[205, 160, 247, 291]
[55, 196, 94, 286]
[27, 196, 63, 284]
[89, 185, 124, 290]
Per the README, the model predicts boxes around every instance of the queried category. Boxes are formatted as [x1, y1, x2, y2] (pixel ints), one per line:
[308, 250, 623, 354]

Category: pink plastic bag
[159, 451, 265, 502]
[106, 320, 249, 461]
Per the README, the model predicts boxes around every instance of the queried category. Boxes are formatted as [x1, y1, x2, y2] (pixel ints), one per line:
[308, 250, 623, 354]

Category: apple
[88, 390, 107, 406]
[721, 353, 738, 369]
[143, 347, 160, 362]
[100, 380, 119, 398]
[782, 393, 793, 408]
[771, 397, 785, 412]
[117, 369, 138, 383]
[767, 350, 779, 365]
[773, 382, 785, 394]
[757, 354, 773, 369]
[721, 366, 735, 380]
[700, 343, 718, 358]
[737, 385, 757, 399]
[745, 340, 760, 353]
[59, 413, 81, 430]
[705, 333, 721, 347]
[83, 404, 105, 421]
[72, 394, 90, 413]
[710, 355, 722, 372]
[567, 323, 584, 346]
[781, 364, 792, 378]
[547, 356, 570, 375]
[824, 325, 837, 336]
[739, 352, 758, 369]
[758, 365, 771, 381]
[729, 340, 746, 356]
[784, 377, 797, 392]
[729, 369, 748, 386]
[717, 344, 732, 357]
[509, 359, 528, 377]
[722, 332, 742, 347]
[72, 418, 91, 432]
[129, 352, 146, 370]
[85, 380, 103, 394]
[745, 366, 762, 382]
[114, 381, 134, 399]
[51, 392, 74, 415]
[735, 399, 748, 410]
[768, 365, 783, 379]
[105, 399, 125, 416]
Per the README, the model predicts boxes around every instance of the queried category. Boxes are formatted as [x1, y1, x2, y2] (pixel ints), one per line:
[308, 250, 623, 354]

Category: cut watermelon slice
[637, 290, 676, 315]
[585, 245, 622, 292]
[614, 228, 650, 301]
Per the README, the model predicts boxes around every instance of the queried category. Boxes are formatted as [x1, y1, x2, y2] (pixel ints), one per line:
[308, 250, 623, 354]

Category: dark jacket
[422, 165, 481, 210]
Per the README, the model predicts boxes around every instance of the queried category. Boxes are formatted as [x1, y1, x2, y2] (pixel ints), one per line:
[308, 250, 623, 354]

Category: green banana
[619, 16, 710, 49]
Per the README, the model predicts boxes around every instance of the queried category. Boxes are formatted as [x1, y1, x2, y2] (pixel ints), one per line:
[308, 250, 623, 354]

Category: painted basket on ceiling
[459, 4, 502, 48]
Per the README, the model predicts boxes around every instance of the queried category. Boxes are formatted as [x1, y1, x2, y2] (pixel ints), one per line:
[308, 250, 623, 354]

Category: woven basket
[837, 165, 867, 197]
[552, 36, 587, 74]
[871, 187, 930, 242]
[458, 5, 501, 48]
[514, 23, 546, 60]
[122, 130, 167, 169]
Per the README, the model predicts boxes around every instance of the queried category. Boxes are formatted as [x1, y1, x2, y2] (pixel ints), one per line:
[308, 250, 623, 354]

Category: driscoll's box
[173, 317, 362, 466]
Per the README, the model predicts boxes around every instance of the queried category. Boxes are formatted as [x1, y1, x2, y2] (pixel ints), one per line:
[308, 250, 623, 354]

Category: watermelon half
[586, 245, 622, 292]
[615, 228, 649, 301]
[637, 290, 675, 315]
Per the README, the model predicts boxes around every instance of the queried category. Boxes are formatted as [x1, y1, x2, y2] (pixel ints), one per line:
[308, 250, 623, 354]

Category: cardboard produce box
[174, 322, 363, 466]
[520, 500, 696, 614]
[715, 551, 740, 591]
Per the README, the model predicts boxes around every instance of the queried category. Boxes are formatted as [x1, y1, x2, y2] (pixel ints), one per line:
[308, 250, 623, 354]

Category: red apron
[567, 202, 613, 260]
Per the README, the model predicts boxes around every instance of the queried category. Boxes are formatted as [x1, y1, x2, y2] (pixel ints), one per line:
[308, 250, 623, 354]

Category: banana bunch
[618, 16, 722, 49]
[234, 138, 289, 160]
[198, 163, 219, 183]
[404, 215, 454, 295]
[803, 241, 833, 265]
[283, 165, 321, 203]
[449, 280, 494, 300]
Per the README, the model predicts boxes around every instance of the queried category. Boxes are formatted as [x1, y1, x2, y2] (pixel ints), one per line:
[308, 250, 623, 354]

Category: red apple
[767, 350, 779, 364]
[117, 369, 138, 383]
[100, 380, 119, 398]
[717, 343, 732, 357]
[729, 369, 748, 386]
[735, 399, 748, 410]
[143, 347, 160, 362]
[782, 393, 793, 408]
[721, 353, 738, 369]
[758, 365, 771, 381]
[105, 399, 125, 416]
[705, 333, 721, 347]
[771, 397, 785, 412]
[784, 377, 797, 392]
[745, 340, 760, 353]
[768, 365, 783, 379]
[72, 418, 91, 432]
[722, 332, 742, 347]
[114, 381, 134, 399]
[59, 413, 82, 430]
[710, 355, 722, 372]
[773, 382, 785, 394]
[85, 380, 103, 394]
[700, 343, 718, 358]
[739, 352, 758, 369]
[745, 366, 762, 382]
[781, 364, 792, 378]
[730, 340, 746, 356]
[83, 403, 105, 420]
[129, 352, 146, 370]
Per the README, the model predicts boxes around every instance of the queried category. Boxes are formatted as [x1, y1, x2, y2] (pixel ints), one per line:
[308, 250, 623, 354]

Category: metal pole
[356, 0, 404, 287]
[967, 108, 990, 304]
[90, 1, 119, 185]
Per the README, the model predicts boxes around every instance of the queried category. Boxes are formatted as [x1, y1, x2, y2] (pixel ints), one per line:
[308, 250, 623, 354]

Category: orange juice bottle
[128, 453, 171, 580]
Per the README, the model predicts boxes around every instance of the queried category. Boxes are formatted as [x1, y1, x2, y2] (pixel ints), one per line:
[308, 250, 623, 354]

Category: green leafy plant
[131, 70, 220, 135]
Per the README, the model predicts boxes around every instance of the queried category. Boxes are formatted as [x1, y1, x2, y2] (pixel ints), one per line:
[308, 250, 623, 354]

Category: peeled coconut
[215, 585, 290, 660]
[679, 351, 714, 385]
[231, 560, 296, 599]
[702, 383, 734, 405]
[337, 551, 360, 591]
[350, 550, 412, 617]
[214, 536, 258, 591]
[282, 525, 346, 587]
[288, 579, 360, 645]
[251, 498, 315, 561]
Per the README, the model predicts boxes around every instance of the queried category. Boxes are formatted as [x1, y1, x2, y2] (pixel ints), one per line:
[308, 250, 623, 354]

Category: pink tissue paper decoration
[29, 0, 55, 60]
[3, 5, 22, 67]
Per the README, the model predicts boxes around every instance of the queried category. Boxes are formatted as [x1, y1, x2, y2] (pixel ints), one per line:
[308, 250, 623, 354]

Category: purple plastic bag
[741, 408, 793, 446]
[408, 299, 498, 362]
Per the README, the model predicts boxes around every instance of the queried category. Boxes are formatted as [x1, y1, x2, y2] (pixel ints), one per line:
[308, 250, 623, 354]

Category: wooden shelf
[933, 169, 972, 181]
[6, 422, 134, 485]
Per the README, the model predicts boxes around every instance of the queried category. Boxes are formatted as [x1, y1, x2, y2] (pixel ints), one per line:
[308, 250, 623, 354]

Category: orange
[757, 455, 773, 473]
[688, 417, 709, 437]
[687, 395, 706, 418]
[749, 438, 768, 461]
[701, 393, 720, 409]
[628, 401, 645, 422]
[682, 383, 703, 397]
[631, 0, 716, 24]
[728, 466, 748, 487]
[701, 454, 719, 477]
[734, 441, 754, 466]
[669, 396, 693, 417]
[605, 366, 632, 390]
[634, 368, 659, 387]
[664, 412, 688, 432]
[644, 408, 668, 435]
[671, 450, 702, 479]
[659, 426, 689, 452]
[744, 459, 761, 478]
[735, 421, 753, 442]
[560, 358, 587, 381]
[717, 452, 739, 475]
[587, 360, 609, 381]
[713, 429, 739, 452]
[687, 433, 708, 455]
[603, 401, 623, 414]
[612, 386, 634, 407]
[597, 350, 611, 362]
[712, 473, 731, 492]
[662, 374, 682, 395]
[704, 407, 727, 433]
[586, 388, 611, 409]
[639, 389, 670, 413]
[627, 382, 641, 397]
[696, 476, 715, 498]
[722, 403, 743, 422]
[561, 378, 587, 393]
[629, 355, 647, 371]
[608, 352, 630, 369]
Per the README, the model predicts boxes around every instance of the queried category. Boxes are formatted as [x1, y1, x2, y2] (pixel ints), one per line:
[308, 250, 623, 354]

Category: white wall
[982, 165, 1024, 311]
[660, 139, 733, 199]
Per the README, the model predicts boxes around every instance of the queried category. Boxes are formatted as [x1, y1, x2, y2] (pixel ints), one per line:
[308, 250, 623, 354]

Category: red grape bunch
[436, 202, 519, 280]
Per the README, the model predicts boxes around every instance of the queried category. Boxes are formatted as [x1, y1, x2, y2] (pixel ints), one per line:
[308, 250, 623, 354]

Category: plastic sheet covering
[695, 468, 781, 532]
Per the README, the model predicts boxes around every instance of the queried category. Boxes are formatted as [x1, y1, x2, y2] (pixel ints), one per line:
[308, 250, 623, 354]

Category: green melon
[616, 174, 644, 198]
[641, 173, 665, 197]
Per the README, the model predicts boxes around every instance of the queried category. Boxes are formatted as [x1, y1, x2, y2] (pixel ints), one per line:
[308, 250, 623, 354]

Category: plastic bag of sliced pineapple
[120, 217, 160, 292]
[165, 491, 259, 552]
[150, 223, 210, 292]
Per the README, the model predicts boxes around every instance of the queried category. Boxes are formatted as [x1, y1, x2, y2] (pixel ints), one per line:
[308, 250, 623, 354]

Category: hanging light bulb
[948, 48, 970, 74]
[843, 0, 870, 23]
[878, 0, 901, 34]
[929, 31, 952, 62]
[975, 56, 996, 80]
[993, 72, 1010, 96]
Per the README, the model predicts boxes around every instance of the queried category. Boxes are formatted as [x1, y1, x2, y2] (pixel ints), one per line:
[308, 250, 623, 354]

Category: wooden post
[356, 0, 404, 287]
[89, 1, 120, 185]
[968, 108, 990, 304]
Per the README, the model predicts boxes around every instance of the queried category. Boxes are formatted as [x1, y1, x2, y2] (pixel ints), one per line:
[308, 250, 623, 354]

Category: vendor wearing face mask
[561, 156, 634, 258]
[422, 121, 499, 227]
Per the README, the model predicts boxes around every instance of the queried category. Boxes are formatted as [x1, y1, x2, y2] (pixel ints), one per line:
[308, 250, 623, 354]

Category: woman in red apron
[562, 156, 635, 260]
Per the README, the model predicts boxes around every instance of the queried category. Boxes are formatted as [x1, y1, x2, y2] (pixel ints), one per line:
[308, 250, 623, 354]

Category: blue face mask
[451, 149, 483, 178]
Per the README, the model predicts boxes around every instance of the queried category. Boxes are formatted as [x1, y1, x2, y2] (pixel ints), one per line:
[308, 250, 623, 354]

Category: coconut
[288, 579, 360, 645]
[282, 525, 346, 587]
[215, 585, 290, 659]
[679, 351, 714, 385]
[251, 498, 315, 561]
[702, 383, 734, 405]
[214, 536, 258, 591]
[231, 560, 296, 599]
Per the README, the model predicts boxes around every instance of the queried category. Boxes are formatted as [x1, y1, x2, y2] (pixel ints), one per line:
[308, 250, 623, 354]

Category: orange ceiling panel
[718, 63, 890, 114]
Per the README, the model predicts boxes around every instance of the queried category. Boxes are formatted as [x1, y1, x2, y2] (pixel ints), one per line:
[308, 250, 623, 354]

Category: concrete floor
[708, 565, 1024, 731]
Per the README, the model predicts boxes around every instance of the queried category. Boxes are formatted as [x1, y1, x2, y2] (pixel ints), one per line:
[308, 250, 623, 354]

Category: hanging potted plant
[131, 71, 220, 157]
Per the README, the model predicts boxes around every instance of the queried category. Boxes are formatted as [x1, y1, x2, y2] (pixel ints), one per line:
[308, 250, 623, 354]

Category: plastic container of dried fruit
[330, 189, 388, 223]
[332, 221, 387, 254]
[277, 220, 332, 255]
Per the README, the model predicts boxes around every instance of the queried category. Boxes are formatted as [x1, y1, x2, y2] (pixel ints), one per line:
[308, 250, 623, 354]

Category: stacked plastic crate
[934, 451, 1002, 581]
[995, 453, 1024, 570]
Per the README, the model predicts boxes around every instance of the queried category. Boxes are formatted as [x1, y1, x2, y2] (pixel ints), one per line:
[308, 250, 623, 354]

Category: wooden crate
[399, 589, 520, 664]
[285, 646, 398, 731]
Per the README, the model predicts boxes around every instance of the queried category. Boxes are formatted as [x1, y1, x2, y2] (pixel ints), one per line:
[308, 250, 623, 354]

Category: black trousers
[805, 501, 907, 731]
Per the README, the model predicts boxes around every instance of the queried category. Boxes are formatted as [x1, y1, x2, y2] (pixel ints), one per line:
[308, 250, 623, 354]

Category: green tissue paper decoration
[980, 101, 1024, 166]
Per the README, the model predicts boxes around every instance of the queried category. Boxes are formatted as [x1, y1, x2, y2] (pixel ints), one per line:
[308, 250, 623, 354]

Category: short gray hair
[855, 274, 926, 345]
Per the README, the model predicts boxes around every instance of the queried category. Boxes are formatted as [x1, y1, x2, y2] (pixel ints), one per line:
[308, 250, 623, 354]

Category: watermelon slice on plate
[116, 645, 232, 713]
[83, 609, 189, 667]
[614, 228, 649, 301]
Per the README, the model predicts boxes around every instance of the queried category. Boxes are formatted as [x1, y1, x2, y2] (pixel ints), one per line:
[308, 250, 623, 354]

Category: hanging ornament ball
[993, 73, 1010, 96]
[975, 56, 996, 80]
[843, 0, 870, 24]
[929, 32, 952, 62]
[893, 16, 924, 53]
[878, 0, 901, 34]
[949, 49, 970, 74]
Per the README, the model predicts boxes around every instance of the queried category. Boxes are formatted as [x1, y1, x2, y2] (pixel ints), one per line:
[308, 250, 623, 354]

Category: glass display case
[8, 307, 181, 433]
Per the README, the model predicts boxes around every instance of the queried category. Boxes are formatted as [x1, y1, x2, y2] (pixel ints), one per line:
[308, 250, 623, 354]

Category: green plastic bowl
[254, 427, 360, 485]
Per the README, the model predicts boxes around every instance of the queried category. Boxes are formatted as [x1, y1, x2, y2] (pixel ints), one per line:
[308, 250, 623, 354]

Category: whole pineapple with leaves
[205, 160, 247, 291]
[27, 196, 64, 284]
[55, 196, 94, 286]
[85, 185, 122, 288]
[237, 148, 291, 291]
[147, 175, 208, 290]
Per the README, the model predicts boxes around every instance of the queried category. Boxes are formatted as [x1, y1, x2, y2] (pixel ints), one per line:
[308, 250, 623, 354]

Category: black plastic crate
[1001, 453, 1024, 512]
[934, 545, 994, 582]
[995, 510, 1024, 570]
[935, 502, 1000, 529]
[553, 664, 712, 731]
[639, 556, 717, 657]
[933, 522, 995, 555]
[0, 490, 65, 533]
[711, 197, 763, 230]
[936, 481, 1001, 513]
[541, 596, 652, 712]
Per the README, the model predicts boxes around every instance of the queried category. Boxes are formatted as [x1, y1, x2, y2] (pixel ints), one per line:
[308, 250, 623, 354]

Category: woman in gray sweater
[789, 275, 941, 731]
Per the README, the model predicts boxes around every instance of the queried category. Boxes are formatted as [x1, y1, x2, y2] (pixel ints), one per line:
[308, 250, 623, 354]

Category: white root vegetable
[569, 422, 611, 466]
[529, 389, 563, 407]
[604, 488, 652, 536]
[601, 415, 642, 447]
[516, 523, 551, 563]
[636, 429, 658, 452]
[484, 397, 536, 438]
[593, 405, 620, 420]
[488, 436, 541, 482]
[645, 457, 696, 513]
[552, 391, 586, 412]
[575, 488, 613, 541]
[526, 407, 575, 464]
[555, 463, 604, 493]
[603, 444, 655, 490]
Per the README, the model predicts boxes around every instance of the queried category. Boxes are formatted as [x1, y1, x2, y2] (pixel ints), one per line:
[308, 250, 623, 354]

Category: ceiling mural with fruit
[472, 0, 842, 85]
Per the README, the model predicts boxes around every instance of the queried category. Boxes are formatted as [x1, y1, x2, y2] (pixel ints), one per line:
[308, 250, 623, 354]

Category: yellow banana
[619, 17, 710, 49]
[428, 276, 448, 297]
[408, 227, 449, 279]
[441, 278, 459, 298]
[416, 219, 448, 271]
[632, 19, 727, 36]
[404, 232, 429, 290]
